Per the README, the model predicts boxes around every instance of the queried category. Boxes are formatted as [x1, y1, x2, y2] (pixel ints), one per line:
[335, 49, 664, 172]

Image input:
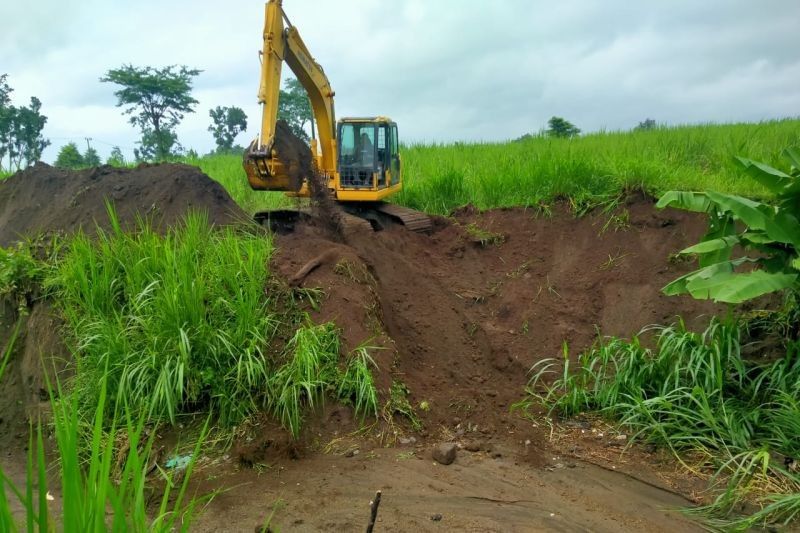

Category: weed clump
[517, 315, 800, 529]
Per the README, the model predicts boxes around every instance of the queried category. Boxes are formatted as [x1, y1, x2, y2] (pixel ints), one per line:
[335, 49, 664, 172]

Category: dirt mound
[273, 194, 719, 445]
[0, 162, 246, 246]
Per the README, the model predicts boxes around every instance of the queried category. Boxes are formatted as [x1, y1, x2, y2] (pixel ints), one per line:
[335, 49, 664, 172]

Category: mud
[0, 162, 245, 246]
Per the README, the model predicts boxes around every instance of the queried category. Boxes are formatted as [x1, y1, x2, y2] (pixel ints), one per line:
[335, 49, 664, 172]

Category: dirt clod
[432, 442, 457, 465]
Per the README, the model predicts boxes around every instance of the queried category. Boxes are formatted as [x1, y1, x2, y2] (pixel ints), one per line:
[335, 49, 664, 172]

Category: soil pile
[273, 194, 720, 441]
[0, 162, 245, 246]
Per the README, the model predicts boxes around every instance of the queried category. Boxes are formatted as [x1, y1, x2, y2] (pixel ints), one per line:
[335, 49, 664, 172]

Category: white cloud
[1, 0, 798, 162]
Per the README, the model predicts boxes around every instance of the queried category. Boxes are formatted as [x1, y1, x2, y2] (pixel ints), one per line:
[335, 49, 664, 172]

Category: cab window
[339, 124, 355, 157]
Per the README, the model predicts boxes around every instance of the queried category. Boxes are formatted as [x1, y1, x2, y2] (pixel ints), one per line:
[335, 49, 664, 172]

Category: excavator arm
[245, 0, 337, 191]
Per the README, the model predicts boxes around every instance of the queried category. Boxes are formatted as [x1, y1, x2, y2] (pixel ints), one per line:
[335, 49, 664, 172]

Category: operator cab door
[389, 124, 400, 186]
[377, 122, 400, 188]
[338, 122, 377, 189]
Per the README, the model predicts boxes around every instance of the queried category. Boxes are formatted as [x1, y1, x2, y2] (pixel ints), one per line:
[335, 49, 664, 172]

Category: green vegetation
[172, 119, 799, 217]
[101, 65, 201, 161]
[516, 312, 800, 530]
[208, 106, 247, 153]
[396, 119, 800, 215]
[659, 148, 800, 303]
[546, 116, 581, 139]
[47, 208, 277, 426]
[0, 73, 49, 173]
[54, 142, 102, 170]
[18, 206, 378, 436]
[0, 362, 207, 530]
[272, 325, 379, 437]
[0, 208, 380, 529]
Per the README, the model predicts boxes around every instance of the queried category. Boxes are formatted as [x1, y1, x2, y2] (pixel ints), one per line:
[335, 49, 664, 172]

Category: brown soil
[272, 193, 718, 437]
[189, 192, 718, 531]
[273, 120, 314, 193]
[0, 162, 245, 246]
[0, 164, 726, 531]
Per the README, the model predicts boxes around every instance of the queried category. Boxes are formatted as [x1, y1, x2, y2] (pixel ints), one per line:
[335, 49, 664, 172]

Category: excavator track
[341, 202, 432, 233]
[371, 203, 432, 233]
[254, 202, 431, 235]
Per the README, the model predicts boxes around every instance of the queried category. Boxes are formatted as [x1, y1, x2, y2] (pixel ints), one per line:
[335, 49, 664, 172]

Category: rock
[399, 436, 417, 446]
[431, 513, 443, 522]
[432, 442, 457, 465]
[344, 448, 359, 458]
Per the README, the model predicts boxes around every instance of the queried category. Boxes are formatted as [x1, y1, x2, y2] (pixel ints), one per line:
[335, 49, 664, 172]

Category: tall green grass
[396, 119, 800, 214]
[30, 206, 379, 437]
[0, 372, 208, 531]
[516, 314, 800, 530]
[46, 206, 279, 426]
[176, 119, 799, 216]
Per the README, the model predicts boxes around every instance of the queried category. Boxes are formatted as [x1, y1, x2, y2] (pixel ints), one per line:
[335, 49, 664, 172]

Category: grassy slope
[191, 119, 799, 215]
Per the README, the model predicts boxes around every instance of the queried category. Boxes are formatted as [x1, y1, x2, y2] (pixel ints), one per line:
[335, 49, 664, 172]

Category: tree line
[0, 74, 49, 173]
[2, 66, 313, 172]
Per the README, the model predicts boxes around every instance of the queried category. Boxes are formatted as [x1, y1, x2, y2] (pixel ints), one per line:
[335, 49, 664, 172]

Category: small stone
[431, 513, 443, 522]
[615, 434, 627, 440]
[344, 449, 359, 458]
[432, 442, 457, 465]
[399, 437, 416, 446]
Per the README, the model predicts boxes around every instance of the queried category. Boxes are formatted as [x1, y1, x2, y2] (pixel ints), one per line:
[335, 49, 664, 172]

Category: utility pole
[84, 137, 93, 151]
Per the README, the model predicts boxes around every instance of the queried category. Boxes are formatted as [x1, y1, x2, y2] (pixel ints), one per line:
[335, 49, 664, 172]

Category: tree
[0, 75, 49, 172]
[55, 142, 85, 169]
[208, 106, 247, 152]
[278, 78, 312, 142]
[546, 116, 580, 139]
[83, 146, 101, 167]
[101, 65, 201, 161]
[107, 146, 126, 166]
[0, 74, 14, 171]
[635, 118, 657, 131]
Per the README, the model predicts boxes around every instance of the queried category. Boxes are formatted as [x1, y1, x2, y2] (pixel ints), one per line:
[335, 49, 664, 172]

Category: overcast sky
[2, 0, 799, 162]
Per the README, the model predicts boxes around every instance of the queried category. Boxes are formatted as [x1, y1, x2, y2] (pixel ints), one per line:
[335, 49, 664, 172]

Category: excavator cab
[337, 118, 401, 192]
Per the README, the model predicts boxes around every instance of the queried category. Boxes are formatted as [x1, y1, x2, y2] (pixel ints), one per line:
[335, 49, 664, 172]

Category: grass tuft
[517, 314, 800, 528]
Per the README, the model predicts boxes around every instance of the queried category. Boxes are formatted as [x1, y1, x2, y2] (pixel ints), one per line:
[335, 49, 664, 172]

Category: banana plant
[657, 148, 800, 304]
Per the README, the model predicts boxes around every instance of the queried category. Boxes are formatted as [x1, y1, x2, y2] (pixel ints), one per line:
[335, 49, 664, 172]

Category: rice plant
[520, 315, 800, 528]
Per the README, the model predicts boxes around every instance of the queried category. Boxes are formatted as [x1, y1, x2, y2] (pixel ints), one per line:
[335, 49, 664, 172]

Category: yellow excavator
[243, 0, 430, 232]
